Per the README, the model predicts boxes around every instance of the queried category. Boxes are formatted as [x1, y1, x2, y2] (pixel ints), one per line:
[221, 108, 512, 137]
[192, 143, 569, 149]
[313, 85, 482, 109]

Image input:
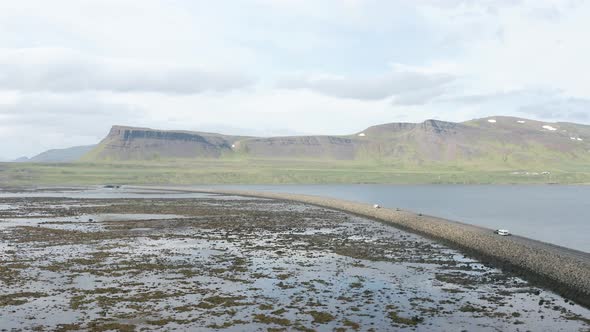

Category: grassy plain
[2, 158, 590, 186]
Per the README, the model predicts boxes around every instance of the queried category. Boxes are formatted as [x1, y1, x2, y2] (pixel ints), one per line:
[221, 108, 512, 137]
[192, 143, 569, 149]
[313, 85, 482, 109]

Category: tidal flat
[1, 188, 589, 331]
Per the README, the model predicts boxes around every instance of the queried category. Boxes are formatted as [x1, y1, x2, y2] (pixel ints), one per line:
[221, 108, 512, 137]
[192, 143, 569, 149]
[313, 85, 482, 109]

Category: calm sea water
[207, 185, 590, 253]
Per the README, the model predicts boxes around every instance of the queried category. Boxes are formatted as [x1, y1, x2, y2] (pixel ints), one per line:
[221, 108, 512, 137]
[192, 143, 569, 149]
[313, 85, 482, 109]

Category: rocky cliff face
[87, 126, 246, 160]
[235, 136, 362, 160]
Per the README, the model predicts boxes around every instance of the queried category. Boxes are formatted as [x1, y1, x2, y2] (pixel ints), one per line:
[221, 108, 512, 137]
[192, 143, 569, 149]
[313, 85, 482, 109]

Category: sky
[1, 0, 590, 159]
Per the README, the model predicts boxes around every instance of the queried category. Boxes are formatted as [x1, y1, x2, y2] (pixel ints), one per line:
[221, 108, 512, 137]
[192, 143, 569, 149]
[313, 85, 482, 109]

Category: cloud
[437, 0, 590, 97]
[278, 68, 454, 102]
[0, 92, 148, 159]
[0, 48, 254, 94]
[434, 89, 590, 123]
[519, 97, 590, 122]
[441, 89, 559, 105]
[437, 87, 590, 123]
[0, 93, 139, 136]
[391, 85, 450, 106]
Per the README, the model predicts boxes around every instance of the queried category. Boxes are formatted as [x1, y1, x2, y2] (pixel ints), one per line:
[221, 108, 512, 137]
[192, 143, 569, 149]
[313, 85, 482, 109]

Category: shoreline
[131, 185, 590, 309]
[4, 188, 589, 330]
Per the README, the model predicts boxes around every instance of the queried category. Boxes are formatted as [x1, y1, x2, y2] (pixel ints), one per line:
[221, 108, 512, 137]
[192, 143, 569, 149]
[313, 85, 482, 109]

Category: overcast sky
[1, 0, 590, 159]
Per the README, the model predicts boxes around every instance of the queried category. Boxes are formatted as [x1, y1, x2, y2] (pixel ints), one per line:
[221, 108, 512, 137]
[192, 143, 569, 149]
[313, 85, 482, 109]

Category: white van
[494, 229, 511, 236]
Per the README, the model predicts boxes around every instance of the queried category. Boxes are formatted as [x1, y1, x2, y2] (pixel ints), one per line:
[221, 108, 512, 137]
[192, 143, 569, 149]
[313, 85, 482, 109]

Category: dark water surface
[206, 185, 590, 253]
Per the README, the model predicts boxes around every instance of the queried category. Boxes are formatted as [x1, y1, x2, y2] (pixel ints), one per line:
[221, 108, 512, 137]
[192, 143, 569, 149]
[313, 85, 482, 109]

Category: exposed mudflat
[1, 188, 589, 331]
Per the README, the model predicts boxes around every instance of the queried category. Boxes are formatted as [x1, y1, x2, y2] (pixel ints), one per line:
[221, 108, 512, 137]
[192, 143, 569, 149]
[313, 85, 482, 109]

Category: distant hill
[12, 156, 31, 162]
[82, 117, 590, 168]
[15, 145, 96, 163]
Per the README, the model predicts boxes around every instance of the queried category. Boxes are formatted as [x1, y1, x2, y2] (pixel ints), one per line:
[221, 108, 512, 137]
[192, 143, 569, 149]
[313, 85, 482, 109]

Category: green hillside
[2, 157, 590, 187]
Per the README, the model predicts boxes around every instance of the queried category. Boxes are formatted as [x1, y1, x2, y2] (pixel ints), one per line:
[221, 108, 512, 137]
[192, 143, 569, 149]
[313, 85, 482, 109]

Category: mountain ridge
[81, 117, 590, 167]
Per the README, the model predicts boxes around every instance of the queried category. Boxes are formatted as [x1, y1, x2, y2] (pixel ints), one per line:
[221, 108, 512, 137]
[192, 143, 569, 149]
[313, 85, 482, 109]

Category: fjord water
[209, 185, 590, 253]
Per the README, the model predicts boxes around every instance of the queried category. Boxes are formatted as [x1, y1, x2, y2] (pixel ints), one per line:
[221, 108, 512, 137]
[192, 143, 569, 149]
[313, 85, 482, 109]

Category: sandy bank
[135, 186, 590, 308]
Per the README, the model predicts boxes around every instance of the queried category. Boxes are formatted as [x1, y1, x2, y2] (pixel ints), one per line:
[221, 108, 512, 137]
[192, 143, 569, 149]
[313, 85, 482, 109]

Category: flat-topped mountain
[83, 126, 249, 161]
[82, 117, 590, 167]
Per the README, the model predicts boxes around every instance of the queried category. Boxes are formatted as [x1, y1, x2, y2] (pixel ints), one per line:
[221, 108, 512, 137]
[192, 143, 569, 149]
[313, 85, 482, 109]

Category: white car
[494, 229, 511, 236]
